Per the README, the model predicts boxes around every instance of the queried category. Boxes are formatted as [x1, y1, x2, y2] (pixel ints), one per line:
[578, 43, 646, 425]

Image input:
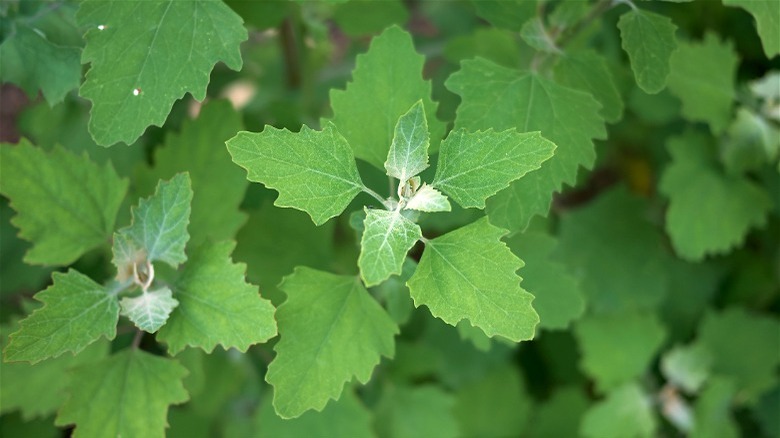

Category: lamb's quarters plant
[1, 0, 779, 436]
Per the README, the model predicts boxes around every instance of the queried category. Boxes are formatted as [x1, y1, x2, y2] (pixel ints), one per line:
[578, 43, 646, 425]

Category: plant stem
[362, 186, 388, 206]
[131, 330, 144, 349]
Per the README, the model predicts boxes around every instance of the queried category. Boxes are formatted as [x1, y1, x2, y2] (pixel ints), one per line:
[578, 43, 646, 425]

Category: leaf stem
[362, 186, 389, 207]
[131, 330, 144, 349]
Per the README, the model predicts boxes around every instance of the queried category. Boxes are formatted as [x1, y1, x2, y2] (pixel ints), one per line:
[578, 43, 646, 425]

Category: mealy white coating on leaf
[115, 173, 193, 269]
[358, 208, 422, 287]
[119, 287, 178, 334]
[385, 100, 430, 183]
[404, 184, 451, 212]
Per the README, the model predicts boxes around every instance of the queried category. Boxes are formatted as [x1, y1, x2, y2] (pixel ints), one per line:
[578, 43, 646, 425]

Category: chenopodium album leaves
[229, 90, 555, 415]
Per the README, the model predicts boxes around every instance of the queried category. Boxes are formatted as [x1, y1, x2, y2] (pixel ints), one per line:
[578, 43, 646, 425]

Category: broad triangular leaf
[114, 173, 193, 271]
[266, 267, 398, 418]
[0, 141, 128, 266]
[432, 129, 555, 209]
[405, 184, 451, 213]
[445, 58, 606, 231]
[77, 0, 247, 145]
[0, 24, 81, 105]
[385, 100, 430, 184]
[667, 34, 738, 134]
[55, 349, 189, 437]
[359, 208, 422, 287]
[157, 241, 277, 354]
[227, 124, 364, 226]
[4, 270, 119, 364]
[723, 0, 779, 58]
[0, 320, 109, 420]
[555, 49, 624, 123]
[506, 230, 584, 331]
[659, 130, 772, 260]
[617, 9, 678, 94]
[330, 25, 444, 169]
[120, 287, 178, 334]
[580, 383, 656, 438]
[407, 217, 539, 341]
[136, 100, 248, 246]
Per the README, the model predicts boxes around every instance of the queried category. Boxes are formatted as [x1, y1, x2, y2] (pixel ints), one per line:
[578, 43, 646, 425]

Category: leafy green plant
[1, 0, 778, 437]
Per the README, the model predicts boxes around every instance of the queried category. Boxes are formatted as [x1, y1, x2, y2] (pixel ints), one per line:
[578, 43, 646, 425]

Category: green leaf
[55, 349, 189, 438]
[157, 241, 277, 355]
[114, 173, 193, 271]
[255, 389, 374, 438]
[227, 124, 364, 225]
[506, 231, 584, 331]
[617, 9, 678, 94]
[721, 107, 778, 175]
[526, 387, 589, 438]
[407, 217, 539, 341]
[691, 378, 739, 438]
[137, 100, 248, 246]
[661, 343, 712, 394]
[4, 270, 119, 364]
[0, 23, 81, 105]
[404, 184, 451, 213]
[723, 0, 780, 58]
[520, 18, 561, 54]
[385, 100, 430, 184]
[694, 307, 780, 399]
[445, 58, 606, 231]
[580, 383, 656, 438]
[553, 186, 670, 314]
[667, 33, 738, 134]
[358, 208, 422, 287]
[266, 267, 398, 418]
[0, 321, 109, 420]
[375, 385, 458, 438]
[432, 129, 556, 209]
[471, 0, 536, 32]
[453, 365, 533, 437]
[659, 130, 772, 260]
[373, 258, 417, 326]
[76, 0, 247, 146]
[333, 0, 409, 37]
[574, 312, 667, 392]
[0, 141, 128, 266]
[555, 50, 624, 123]
[329, 25, 444, 169]
[120, 287, 178, 334]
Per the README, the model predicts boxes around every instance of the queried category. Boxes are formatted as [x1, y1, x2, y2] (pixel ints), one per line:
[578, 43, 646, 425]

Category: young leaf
[555, 50, 624, 123]
[157, 241, 277, 355]
[358, 208, 422, 287]
[617, 9, 678, 94]
[667, 34, 738, 134]
[520, 18, 561, 54]
[227, 124, 364, 226]
[119, 287, 178, 334]
[407, 217, 539, 341]
[0, 141, 128, 266]
[659, 131, 771, 261]
[0, 24, 81, 105]
[506, 231, 584, 331]
[77, 0, 247, 146]
[385, 100, 430, 183]
[266, 267, 398, 419]
[4, 270, 119, 364]
[446, 58, 606, 231]
[432, 129, 555, 209]
[114, 173, 193, 270]
[136, 100, 248, 246]
[329, 25, 444, 169]
[661, 343, 712, 394]
[404, 184, 452, 213]
[55, 349, 189, 438]
[580, 383, 656, 438]
[722, 0, 779, 58]
[692, 378, 739, 438]
[574, 312, 667, 392]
